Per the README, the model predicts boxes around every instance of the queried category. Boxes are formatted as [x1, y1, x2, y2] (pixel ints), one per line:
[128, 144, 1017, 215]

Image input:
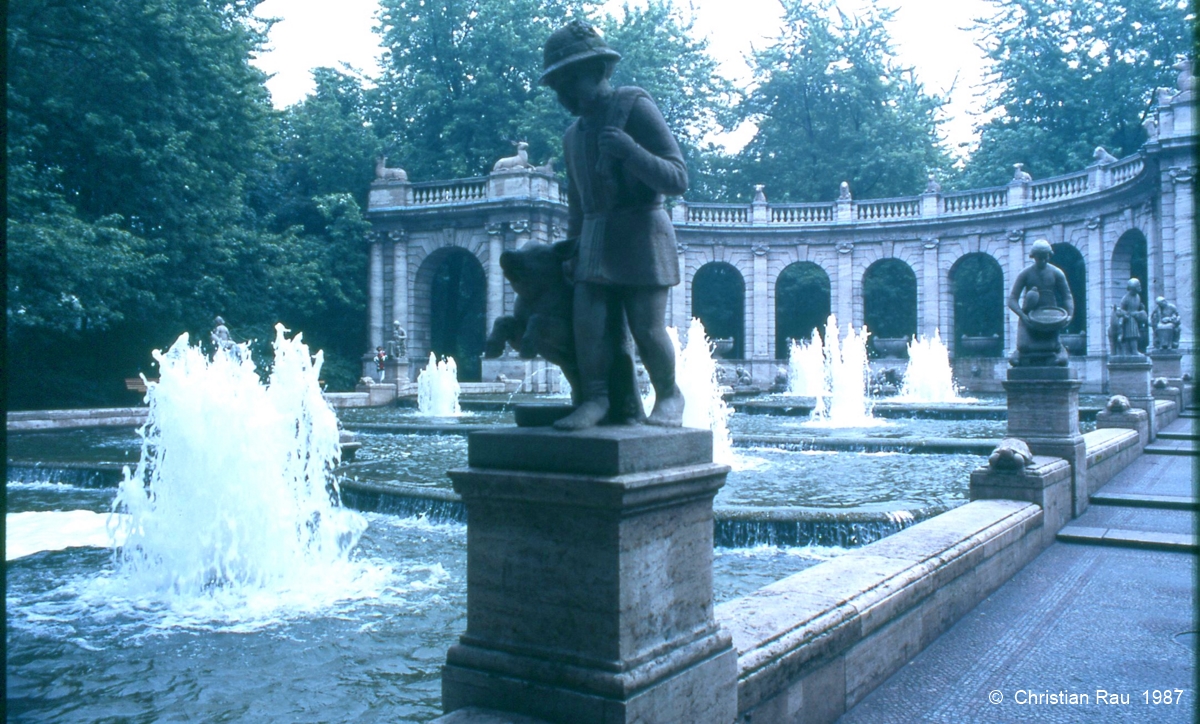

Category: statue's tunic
[563, 86, 686, 287]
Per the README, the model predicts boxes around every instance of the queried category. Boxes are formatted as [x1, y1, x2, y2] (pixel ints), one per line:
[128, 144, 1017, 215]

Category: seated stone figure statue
[1151, 296, 1181, 350]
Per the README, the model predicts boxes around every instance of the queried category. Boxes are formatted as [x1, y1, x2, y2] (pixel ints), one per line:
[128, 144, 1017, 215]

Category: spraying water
[896, 330, 975, 403]
[789, 315, 880, 427]
[417, 353, 461, 416]
[666, 318, 735, 465]
[110, 326, 370, 602]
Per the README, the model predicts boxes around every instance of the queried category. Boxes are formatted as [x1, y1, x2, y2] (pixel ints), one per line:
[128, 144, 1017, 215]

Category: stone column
[751, 244, 770, 359]
[440, 425, 738, 724]
[486, 223, 506, 334]
[1004, 367, 1087, 518]
[368, 236, 384, 350]
[1108, 356, 1157, 441]
[836, 242, 853, 327]
[1005, 233, 1025, 358]
[1169, 168, 1195, 354]
[921, 239, 940, 337]
[1085, 217, 1106, 358]
[391, 232, 408, 343]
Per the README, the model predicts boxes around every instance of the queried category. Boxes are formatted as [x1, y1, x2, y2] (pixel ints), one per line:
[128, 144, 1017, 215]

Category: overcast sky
[251, 0, 997, 156]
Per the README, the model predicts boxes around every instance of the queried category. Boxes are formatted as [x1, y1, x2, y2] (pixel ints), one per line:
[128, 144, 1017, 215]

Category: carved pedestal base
[1107, 357, 1157, 442]
[1004, 367, 1087, 517]
[438, 424, 738, 724]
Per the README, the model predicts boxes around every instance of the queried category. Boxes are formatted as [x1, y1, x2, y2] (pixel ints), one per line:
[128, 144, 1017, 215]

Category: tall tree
[372, 0, 597, 180]
[732, 0, 950, 202]
[958, 0, 1193, 188]
[599, 2, 737, 198]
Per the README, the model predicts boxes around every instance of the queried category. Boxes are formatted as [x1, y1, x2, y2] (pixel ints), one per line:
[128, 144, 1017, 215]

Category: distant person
[374, 347, 388, 381]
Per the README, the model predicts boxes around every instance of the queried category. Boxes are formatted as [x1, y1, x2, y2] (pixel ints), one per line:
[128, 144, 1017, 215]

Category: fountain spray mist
[110, 325, 368, 599]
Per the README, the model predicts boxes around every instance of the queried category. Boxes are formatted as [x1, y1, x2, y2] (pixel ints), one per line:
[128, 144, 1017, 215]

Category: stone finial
[1093, 146, 1118, 165]
[753, 184, 767, 203]
[1106, 394, 1132, 413]
[1153, 377, 1169, 389]
[375, 156, 409, 182]
[1012, 163, 1032, 182]
[988, 438, 1033, 471]
[924, 173, 941, 193]
[838, 181, 852, 200]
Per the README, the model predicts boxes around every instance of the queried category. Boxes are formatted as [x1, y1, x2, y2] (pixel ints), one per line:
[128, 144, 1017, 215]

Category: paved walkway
[840, 416, 1197, 723]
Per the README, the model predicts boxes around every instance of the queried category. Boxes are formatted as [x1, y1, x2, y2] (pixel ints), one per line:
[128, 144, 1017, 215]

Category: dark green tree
[958, 0, 1193, 188]
[599, 2, 738, 197]
[372, 0, 597, 180]
[732, 0, 950, 202]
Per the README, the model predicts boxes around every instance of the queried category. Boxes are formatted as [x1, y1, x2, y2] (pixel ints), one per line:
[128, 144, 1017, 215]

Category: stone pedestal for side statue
[1107, 356, 1157, 442]
[1004, 367, 1088, 517]
[438, 422, 738, 724]
[1096, 406, 1150, 448]
[1150, 350, 1184, 384]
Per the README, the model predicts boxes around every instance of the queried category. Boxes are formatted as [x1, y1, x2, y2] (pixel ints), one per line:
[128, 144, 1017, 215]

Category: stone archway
[692, 262, 746, 359]
[949, 253, 1005, 357]
[415, 247, 487, 381]
[1112, 229, 1149, 352]
[1051, 243, 1087, 338]
[862, 258, 917, 346]
[775, 262, 831, 359]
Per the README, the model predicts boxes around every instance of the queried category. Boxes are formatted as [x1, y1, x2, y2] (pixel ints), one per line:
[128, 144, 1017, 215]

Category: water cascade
[110, 325, 370, 601]
[417, 353, 462, 416]
[665, 318, 735, 464]
[896, 331, 974, 403]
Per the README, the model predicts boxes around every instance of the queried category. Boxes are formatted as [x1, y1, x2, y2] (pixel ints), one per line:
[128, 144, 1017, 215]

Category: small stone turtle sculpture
[1152, 377, 1169, 389]
[1106, 394, 1132, 413]
[988, 438, 1034, 471]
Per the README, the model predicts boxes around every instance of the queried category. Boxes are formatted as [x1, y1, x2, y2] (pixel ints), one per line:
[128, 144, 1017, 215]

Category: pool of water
[6, 483, 829, 723]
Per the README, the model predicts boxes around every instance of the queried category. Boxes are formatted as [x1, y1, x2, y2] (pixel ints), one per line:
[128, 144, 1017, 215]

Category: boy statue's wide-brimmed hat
[539, 20, 621, 85]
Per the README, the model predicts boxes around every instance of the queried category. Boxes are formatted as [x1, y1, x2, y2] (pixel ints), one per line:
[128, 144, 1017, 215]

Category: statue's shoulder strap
[607, 86, 652, 130]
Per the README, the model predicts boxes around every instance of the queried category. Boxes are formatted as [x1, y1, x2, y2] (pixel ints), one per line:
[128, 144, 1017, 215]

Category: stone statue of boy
[1006, 240, 1074, 366]
[540, 20, 687, 430]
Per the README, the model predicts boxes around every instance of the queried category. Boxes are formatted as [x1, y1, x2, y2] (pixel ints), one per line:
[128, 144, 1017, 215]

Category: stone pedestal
[1150, 350, 1183, 384]
[1107, 356, 1157, 441]
[439, 424, 738, 724]
[969, 456, 1073, 549]
[1096, 407, 1150, 448]
[1004, 367, 1088, 517]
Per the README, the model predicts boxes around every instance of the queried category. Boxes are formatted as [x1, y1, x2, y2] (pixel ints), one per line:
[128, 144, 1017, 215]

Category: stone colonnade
[365, 86, 1195, 391]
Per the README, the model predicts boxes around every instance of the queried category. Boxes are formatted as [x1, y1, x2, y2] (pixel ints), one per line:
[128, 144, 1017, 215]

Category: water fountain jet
[417, 353, 462, 416]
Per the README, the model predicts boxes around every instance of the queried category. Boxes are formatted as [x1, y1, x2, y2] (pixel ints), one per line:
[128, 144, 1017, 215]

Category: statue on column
[537, 20, 688, 430]
[1110, 278, 1148, 357]
[1151, 295, 1180, 351]
[1006, 240, 1074, 366]
[387, 321, 408, 359]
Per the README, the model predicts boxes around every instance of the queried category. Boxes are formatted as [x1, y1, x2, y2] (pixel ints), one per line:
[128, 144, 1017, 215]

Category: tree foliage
[730, 0, 950, 202]
[958, 0, 1193, 188]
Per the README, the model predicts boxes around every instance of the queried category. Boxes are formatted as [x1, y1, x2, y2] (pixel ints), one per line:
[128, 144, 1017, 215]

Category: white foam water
[668, 318, 736, 466]
[895, 330, 977, 403]
[102, 326, 387, 628]
[791, 315, 885, 428]
[7, 510, 129, 561]
[417, 353, 462, 416]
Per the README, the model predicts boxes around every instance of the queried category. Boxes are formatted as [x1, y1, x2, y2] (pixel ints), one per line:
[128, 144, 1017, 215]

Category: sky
[251, 0, 997, 156]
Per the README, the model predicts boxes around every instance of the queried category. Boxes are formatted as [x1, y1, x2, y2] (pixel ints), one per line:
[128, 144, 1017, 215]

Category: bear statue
[485, 240, 642, 422]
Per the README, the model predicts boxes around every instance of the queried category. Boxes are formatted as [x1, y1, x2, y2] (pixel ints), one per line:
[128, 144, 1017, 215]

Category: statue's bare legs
[554, 283, 682, 430]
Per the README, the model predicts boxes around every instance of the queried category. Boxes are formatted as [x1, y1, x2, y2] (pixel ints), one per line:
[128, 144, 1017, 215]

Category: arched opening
[1112, 230, 1149, 353]
[775, 262, 832, 359]
[862, 258, 917, 349]
[1050, 243, 1087, 338]
[949, 253, 1005, 357]
[423, 248, 487, 381]
[692, 262, 745, 358]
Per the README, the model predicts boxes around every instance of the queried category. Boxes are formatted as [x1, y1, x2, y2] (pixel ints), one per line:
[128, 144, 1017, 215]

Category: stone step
[1090, 491, 1199, 511]
[1157, 430, 1199, 441]
[1144, 440, 1200, 456]
[1057, 525, 1197, 553]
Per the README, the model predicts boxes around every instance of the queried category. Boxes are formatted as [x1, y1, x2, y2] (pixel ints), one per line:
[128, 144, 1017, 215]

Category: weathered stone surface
[466, 425, 713, 476]
[1004, 367, 1089, 516]
[442, 425, 737, 723]
[1083, 428, 1142, 493]
[719, 500, 1043, 722]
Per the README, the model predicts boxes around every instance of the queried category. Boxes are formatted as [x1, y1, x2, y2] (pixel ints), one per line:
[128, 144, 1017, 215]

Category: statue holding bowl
[1007, 240, 1075, 366]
